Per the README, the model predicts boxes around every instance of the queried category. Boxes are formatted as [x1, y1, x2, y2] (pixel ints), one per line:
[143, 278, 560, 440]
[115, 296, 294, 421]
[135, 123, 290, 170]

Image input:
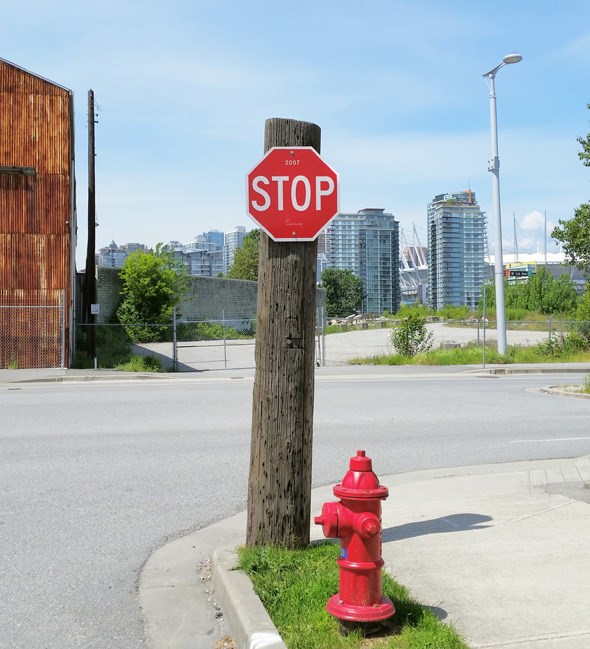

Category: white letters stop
[251, 175, 335, 212]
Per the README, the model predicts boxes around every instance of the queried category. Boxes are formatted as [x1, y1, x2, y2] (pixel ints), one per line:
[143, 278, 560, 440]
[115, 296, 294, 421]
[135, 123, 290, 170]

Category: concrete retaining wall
[94, 267, 324, 324]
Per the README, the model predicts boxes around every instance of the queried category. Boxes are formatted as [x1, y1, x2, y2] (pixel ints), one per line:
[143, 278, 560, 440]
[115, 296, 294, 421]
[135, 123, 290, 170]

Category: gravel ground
[135, 323, 551, 370]
[322, 322, 550, 365]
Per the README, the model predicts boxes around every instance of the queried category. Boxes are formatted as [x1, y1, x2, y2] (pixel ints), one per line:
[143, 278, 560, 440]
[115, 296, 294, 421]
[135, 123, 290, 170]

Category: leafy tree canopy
[117, 243, 190, 342]
[577, 103, 590, 167]
[320, 268, 364, 318]
[227, 229, 260, 281]
[479, 267, 578, 316]
[552, 203, 590, 275]
[552, 103, 590, 274]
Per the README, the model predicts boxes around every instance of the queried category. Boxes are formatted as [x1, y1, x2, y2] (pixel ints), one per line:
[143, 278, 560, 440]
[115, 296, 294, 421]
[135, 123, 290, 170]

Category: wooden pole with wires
[84, 89, 97, 361]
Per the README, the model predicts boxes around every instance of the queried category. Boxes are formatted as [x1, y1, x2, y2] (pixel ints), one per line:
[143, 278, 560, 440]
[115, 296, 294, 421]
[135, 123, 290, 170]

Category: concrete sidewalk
[140, 456, 590, 649]
[0, 362, 589, 386]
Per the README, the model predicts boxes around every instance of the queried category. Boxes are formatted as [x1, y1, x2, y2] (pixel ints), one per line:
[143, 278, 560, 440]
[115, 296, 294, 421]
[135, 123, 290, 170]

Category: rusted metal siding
[0, 58, 75, 368]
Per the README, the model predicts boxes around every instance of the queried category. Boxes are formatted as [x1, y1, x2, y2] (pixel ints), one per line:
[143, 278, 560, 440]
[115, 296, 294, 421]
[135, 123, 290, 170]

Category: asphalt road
[1, 368, 589, 648]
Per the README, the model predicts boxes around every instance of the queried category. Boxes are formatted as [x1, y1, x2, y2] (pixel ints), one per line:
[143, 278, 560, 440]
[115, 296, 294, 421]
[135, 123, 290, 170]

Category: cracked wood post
[246, 118, 320, 548]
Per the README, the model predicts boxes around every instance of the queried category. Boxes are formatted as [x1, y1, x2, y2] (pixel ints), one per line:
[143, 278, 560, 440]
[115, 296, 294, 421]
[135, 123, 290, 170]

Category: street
[1, 367, 589, 648]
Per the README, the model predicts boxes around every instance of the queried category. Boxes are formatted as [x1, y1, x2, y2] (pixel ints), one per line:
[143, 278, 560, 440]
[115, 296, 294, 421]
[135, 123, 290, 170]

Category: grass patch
[114, 354, 163, 372]
[73, 325, 135, 369]
[238, 543, 468, 649]
[348, 342, 590, 366]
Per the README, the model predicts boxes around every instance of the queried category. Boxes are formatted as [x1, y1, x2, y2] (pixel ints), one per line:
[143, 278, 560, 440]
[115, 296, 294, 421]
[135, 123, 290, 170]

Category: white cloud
[520, 210, 555, 233]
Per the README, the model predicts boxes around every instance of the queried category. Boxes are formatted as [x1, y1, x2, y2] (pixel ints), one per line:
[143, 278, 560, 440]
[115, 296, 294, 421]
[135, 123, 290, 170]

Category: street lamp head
[503, 53, 522, 65]
[483, 53, 523, 79]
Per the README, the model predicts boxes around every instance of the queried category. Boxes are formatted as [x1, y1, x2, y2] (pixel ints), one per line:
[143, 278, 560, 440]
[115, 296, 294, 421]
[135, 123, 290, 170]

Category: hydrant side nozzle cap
[350, 449, 372, 472]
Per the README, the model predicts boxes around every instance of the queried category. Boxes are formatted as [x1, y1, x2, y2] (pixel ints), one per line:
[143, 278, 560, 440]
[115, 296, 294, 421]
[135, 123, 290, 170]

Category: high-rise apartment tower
[325, 208, 400, 314]
[427, 191, 486, 310]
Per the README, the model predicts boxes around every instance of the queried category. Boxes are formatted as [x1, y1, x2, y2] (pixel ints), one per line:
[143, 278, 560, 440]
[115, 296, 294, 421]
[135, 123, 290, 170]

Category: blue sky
[3, 0, 590, 267]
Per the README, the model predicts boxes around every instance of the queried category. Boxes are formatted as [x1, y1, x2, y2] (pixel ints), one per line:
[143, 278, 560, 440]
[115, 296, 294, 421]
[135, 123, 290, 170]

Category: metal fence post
[60, 289, 66, 368]
[320, 306, 326, 366]
[173, 307, 178, 372]
[222, 310, 227, 370]
[482, 286, 487, 369]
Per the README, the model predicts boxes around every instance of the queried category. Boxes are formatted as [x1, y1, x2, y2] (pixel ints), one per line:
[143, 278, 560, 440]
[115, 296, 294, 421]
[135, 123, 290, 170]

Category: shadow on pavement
[382, 513, 492, 543]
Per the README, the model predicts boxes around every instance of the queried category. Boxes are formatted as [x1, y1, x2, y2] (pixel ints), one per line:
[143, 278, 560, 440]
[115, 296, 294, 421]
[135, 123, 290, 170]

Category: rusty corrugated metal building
[0, 57, 76, 368]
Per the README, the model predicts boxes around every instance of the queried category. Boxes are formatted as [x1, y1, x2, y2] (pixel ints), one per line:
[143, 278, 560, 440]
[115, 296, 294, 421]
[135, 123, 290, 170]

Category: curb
[488, 366, 590, 375]
[212, 547, 286, 649]
[538, 386, 590, 399]
[2, 373, 166, 384]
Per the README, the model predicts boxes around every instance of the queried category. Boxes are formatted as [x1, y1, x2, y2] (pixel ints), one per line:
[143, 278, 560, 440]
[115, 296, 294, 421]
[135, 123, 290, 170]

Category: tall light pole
[483, 53, 522, 355]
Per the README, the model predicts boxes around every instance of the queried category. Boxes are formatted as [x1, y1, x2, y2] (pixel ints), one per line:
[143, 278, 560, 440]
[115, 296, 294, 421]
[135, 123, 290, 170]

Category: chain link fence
[0, 297, 66, 369]
[73, 316, 590, 371]
[75, 310, 326, 371]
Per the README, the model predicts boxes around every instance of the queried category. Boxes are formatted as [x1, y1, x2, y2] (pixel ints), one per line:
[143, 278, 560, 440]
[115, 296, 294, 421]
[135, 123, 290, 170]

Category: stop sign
[246, 146, 339, 241]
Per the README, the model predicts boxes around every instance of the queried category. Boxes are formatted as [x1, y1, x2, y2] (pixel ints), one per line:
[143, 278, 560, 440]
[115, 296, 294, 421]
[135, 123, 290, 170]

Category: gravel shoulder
[323, 323, 549, 365]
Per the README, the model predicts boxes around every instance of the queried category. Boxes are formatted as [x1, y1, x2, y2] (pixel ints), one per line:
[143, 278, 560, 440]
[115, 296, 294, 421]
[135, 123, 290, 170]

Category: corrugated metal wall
[0, 59, 75, 368]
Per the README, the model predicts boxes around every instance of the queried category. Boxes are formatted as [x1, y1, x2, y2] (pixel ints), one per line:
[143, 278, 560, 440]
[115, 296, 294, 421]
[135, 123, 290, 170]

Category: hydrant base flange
[326, 593, 395, 623]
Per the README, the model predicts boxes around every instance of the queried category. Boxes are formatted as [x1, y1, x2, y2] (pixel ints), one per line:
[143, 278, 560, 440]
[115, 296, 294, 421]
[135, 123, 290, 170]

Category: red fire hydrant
[314, 450, 394, 628]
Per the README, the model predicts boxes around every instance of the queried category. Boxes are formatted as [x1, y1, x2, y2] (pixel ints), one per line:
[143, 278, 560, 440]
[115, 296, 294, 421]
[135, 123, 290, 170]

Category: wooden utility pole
[246, 118, 320, 549]
[84, 89, 97, 360]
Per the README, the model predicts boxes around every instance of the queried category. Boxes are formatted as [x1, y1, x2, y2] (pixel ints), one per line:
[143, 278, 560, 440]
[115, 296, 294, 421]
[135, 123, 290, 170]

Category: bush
[531, 328, 590, 359]
[436, 305, 471, 320]
[395, 303, 433, 318]
[114, 354, 163, 372]
[391, 313, 434, 356]
[505, 308, 529, 321]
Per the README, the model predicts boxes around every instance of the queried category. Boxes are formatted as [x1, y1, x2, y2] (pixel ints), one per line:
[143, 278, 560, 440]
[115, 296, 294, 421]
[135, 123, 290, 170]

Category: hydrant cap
[334, 450, 389, 499]
[349, 449, 372, 472]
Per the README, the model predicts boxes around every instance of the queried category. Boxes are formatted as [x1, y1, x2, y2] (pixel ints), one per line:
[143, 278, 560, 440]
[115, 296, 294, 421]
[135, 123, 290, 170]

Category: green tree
[117, 244, 190, 342]
[320, 268, 364, 317]
[479, 269, 578, 316]
[552, 203, 590, 274]
[227, 229, 260, 280]
[576, 103, 590, 167]
[574, 285, 590, 347]
[542, 274, 578, 315]
[552, 103, 590, 274]
[390, 313, 434, 356]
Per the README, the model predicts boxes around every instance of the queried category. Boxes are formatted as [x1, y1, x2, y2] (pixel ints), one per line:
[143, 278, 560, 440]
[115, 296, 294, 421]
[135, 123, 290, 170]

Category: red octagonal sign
[246, 146, 339, 241]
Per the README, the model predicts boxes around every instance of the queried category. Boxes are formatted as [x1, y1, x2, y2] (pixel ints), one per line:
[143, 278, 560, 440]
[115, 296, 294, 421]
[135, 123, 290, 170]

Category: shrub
[395, 303, 432, 318]
[115, 354, 163, 372]
[505, 308, 529, 321]
[437, 305, 470, 320]
[391, 313, 434, 356]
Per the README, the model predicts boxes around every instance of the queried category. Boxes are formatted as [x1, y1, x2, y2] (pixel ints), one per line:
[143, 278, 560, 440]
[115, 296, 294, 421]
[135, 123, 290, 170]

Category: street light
[483, 53, 522, 355]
